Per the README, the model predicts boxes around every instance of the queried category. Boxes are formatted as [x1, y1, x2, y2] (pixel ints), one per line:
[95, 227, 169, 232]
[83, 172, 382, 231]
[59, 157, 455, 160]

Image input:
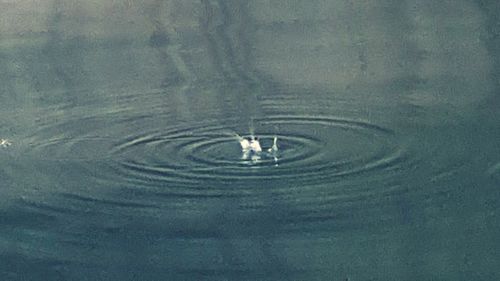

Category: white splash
[267, 136, 278, 153]
[249, 136, 262, 153]
[235, 134, 278, 165]
[0, 139, 12, 147]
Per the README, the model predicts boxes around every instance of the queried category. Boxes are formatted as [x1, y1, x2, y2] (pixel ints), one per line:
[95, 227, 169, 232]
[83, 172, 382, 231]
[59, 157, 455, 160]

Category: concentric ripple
[109, 115, 405, 194]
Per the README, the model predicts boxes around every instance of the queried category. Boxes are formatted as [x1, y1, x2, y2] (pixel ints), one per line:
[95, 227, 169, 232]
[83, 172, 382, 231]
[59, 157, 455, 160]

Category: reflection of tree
[146, 0, 185, 89]
[475, 0, 500, 106]
[41, 0, 89, 103]
[199, 0, 268, 89]
[199, 0, 266, 128]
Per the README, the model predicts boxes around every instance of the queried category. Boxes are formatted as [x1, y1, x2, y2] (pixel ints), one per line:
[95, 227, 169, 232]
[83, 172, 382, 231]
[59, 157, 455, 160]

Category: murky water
[1, 0, 500, 280]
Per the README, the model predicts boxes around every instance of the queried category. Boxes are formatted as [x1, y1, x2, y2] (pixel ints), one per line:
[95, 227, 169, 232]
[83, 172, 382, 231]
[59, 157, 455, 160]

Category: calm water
[1, 1, 500, 280]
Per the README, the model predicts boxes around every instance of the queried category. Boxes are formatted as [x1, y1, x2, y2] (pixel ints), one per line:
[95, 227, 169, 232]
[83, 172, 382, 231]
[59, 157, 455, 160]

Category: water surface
[1, 0, 500, 280]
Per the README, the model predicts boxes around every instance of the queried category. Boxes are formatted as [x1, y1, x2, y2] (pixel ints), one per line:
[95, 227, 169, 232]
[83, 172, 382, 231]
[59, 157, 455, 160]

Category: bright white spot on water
[0, 138, 12, 147]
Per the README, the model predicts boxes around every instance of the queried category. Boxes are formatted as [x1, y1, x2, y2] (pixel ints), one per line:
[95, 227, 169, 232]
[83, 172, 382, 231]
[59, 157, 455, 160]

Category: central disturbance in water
[106, 115, 404, 195]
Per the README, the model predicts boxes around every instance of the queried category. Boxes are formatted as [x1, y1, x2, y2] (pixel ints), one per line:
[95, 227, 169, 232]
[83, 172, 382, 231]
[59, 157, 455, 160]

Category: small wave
[106, 115, 405, 199]
[18, 102, 411, 206]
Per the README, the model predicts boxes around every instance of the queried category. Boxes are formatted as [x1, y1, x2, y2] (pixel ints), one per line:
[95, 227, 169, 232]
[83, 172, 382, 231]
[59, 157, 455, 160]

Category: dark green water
[1, 1, 500, 280]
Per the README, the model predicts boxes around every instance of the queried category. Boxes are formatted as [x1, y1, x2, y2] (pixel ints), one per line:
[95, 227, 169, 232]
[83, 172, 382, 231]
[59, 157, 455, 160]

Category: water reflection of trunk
[42, 0, 90, 105]
[475, 0, 500, 110]
[147, 0, 186, 89]
[199, 0, 265, 129]
[145, 0, 193, 122]
[142, 1, 271, 129]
